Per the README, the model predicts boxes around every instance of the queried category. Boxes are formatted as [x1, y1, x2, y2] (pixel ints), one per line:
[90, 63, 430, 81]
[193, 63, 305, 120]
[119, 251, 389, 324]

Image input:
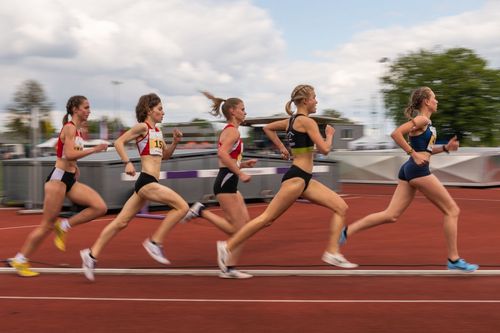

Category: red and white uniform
[136, 122, 164, 156]
[218, 124, 243, 167]
[56, 121, 84, 158]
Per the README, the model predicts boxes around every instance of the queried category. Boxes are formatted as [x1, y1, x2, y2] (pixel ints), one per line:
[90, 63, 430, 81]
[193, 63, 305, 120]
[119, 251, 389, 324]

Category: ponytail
[404, 87, 432, 119]
[201, 91, 225, 117]
[286, 84, 314, 115]
[201, 91, 242, 120]
[285, 100, 294, 115]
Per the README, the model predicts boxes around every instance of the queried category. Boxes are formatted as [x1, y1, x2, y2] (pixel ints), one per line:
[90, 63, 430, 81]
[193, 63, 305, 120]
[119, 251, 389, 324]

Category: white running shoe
[322, 252, 358, 268]
[218, 269, 253, 279]
[80, 249, 96, 281]
[143, 239, 170, 264]
[181, 202, 205, 223]
[217, 241, 230, 272]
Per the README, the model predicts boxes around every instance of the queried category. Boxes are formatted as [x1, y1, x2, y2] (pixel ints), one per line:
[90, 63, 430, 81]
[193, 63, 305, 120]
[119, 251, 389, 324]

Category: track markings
[1, 267, 499, 276]
[1, 296, 500, 303]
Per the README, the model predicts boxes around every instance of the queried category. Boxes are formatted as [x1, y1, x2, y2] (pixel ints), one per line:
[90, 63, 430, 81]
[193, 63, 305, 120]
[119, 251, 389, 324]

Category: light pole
[111, 80, 123, 135]
[23, 107, 42, 211]
[377, 57, 390, 136]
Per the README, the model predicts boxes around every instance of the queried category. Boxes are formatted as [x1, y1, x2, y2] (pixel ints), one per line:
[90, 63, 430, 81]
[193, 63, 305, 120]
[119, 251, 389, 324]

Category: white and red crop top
[136, 122, 164, 156]
[56, 121, 84, 158]
[218, 124, 243, 166]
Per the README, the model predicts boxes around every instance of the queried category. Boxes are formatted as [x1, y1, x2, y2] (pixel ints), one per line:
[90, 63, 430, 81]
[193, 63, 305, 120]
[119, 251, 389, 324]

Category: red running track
[1, 184, 499, 332]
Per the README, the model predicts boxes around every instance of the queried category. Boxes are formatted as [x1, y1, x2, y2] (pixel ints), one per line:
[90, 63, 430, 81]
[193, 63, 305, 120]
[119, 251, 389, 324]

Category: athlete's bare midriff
[140, 154, 163, 180]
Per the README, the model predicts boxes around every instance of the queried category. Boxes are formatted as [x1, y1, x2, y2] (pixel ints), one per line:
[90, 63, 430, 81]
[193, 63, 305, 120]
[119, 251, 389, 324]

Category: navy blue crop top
[286, 114, 314, 154]
[409, 122, 437, 153]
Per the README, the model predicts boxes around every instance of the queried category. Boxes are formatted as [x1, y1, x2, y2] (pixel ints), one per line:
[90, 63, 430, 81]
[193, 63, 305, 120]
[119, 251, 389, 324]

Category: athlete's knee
[226, 226, 238, 235]
[387, 216, 398, 223]
[177, 201, 189, 216]
[257, 213, 275, 228]
[41, 222, 55, 232]
[384, 210, 401, 223]
[336, 202, 349, 217]
[114, 219, 130, 230]
[446, 204, 460, 218]
[94, 202, 108, 216]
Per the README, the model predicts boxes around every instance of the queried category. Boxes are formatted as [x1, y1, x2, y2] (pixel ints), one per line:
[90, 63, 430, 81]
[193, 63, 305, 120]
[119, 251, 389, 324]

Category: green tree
[381, 48, 500, 146]
[6, 80, 55, 142]
[86, 117, 127, 139]
[321, 109, 354, 124]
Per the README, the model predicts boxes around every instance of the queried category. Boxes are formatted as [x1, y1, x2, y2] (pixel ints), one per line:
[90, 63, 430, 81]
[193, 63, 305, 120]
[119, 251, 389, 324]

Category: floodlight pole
[111, 80, 123, 132]
[378, 57, 390, 135]
[28, 107, 42, 210]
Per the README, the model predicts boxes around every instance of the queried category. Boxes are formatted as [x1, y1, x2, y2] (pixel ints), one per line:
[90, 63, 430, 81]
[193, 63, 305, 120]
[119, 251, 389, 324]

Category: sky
[0, 0, 498, 136]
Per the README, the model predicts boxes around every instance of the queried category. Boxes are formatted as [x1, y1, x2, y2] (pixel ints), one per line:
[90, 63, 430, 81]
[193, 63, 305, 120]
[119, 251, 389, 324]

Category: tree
[6, 80, 55, 142]
[86, 117, 127, 139]
[381, 48, 500, 146]
[321, 109, 355, 124]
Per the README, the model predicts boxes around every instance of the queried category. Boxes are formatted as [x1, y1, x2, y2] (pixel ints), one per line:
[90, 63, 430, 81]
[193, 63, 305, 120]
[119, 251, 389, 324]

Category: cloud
[0, 0, 498, 133]
[311, 0, 500, 123]
[0, 0, 286, 128]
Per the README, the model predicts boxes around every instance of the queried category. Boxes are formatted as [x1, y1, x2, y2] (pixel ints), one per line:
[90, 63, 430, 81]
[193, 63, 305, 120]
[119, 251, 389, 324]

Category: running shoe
[181, 202, 205, 223]
[80, 248, 96, 281]
[143, 239, 170, 264]
[217, 241, 230, 272]
[8, 258, 40, 277]
[322, 251, 358, 268]
[54, 220, 67, 251]
[218, 269, 253, 279]
[338, 226, 347, 246]
[447, 258, 478, 272]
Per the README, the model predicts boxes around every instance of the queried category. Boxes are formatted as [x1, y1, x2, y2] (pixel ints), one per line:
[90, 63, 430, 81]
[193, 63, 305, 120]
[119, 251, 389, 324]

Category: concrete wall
[329, 147, 500, 187]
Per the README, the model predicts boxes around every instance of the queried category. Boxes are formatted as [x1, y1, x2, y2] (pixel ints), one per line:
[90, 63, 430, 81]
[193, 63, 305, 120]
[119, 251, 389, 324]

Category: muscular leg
[215, 192, 249, 265]
[66, 182, 107, 227]
[141, 183, 189, 243]
[301, 180, 348, 254]
[226, 177, 305, 252]
[200, 194, 238, 235]
[20, 181, 66, 257]
[347, 180, 416, 237]
[410, 174, 461, 260]
[90, 193, 145, 258]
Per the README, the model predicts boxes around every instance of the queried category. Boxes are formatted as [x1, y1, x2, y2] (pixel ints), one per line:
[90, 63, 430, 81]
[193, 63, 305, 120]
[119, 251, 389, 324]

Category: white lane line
[0, 224, 39, 230]
[1, 296, 500, 303]
[0, 217, 116, 231]
[344, 193, 500, 202]
[1, 268, 499, 276]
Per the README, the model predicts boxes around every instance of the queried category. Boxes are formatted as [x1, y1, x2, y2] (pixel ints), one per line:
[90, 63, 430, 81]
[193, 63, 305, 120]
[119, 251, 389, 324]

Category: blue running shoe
[447, 258, 478, 272]
[338, 226, 347, 246]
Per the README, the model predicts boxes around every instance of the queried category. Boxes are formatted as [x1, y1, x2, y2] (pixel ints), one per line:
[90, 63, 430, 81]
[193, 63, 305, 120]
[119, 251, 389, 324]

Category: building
[162, 121, 218, 149]
[0, 133, 27, 159]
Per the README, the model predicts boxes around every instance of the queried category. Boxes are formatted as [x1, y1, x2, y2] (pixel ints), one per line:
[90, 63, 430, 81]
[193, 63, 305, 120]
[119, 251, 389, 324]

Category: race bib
[427, 126, 437, 151]
[74, 136, 84, 151]
[149, 129, 164, 156]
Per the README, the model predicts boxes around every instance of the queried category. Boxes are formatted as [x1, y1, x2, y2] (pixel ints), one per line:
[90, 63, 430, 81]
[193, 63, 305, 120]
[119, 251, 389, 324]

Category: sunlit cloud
[0, 0, 498, 132]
